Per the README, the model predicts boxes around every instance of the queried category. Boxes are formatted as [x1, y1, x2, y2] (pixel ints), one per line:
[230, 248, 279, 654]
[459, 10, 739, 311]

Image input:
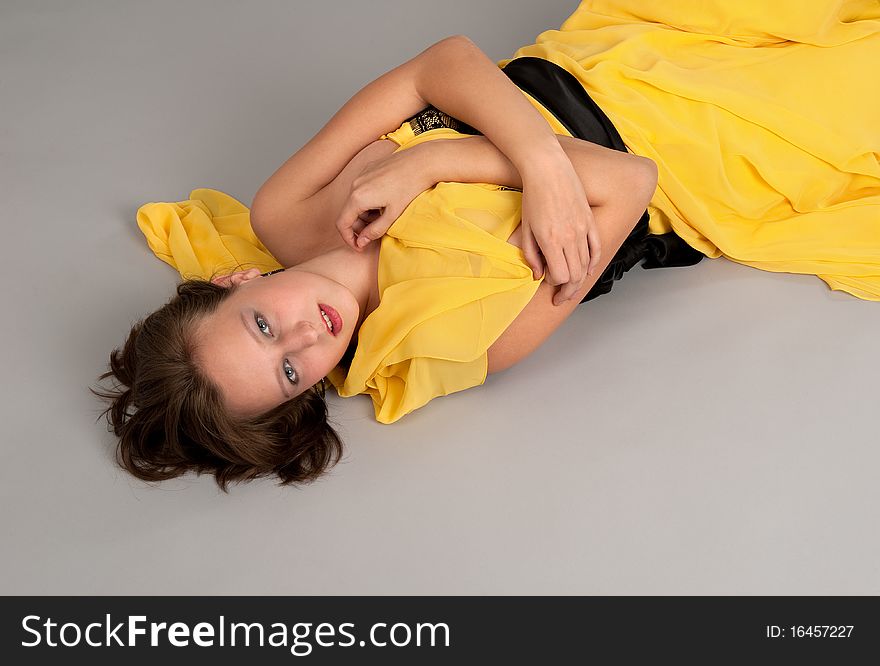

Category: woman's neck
[288, 240, 381, 336]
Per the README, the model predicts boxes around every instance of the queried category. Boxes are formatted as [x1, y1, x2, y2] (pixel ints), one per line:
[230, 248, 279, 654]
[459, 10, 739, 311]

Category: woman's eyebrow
[239, 311, 291, 400]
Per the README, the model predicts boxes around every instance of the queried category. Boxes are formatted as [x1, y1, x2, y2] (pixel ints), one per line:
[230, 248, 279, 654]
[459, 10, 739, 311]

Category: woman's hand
[335, 146, 434, 251]
[520, 154, 601, 306]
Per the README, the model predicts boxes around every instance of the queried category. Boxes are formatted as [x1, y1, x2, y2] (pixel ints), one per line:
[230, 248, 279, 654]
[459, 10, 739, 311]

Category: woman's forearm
[417, 135, 522, 188]
[417, 37, 568, 179]
[414, 134, 657, 208]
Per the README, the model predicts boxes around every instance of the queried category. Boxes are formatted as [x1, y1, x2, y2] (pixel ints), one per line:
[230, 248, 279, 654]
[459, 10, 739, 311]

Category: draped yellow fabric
[498, 0, 880, 300]
[136, 188, 283, 280]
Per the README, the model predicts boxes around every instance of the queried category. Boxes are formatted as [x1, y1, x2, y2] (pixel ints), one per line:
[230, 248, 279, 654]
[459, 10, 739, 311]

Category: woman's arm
[252, 35, 561, 221]
[412, 134, 656, 208]
[484, 142, 658, 371]
[342, 37, 596, 299]
[253, 35, 594, 301]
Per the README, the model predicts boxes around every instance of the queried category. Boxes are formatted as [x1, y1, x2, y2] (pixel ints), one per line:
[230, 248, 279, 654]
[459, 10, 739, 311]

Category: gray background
[2, 0, 877, 595]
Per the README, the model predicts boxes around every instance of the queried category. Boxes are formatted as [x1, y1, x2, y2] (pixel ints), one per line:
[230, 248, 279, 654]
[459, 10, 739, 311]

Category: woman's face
[193, 267, 360, 417]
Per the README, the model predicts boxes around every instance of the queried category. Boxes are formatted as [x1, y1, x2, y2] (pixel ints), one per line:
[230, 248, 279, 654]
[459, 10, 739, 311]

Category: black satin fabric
[498, 57, 704, 303]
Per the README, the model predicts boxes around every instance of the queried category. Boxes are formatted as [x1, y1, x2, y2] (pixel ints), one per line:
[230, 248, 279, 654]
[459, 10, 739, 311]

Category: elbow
[249, 194, 282, 247]
[636, 156, 658, 207]
[446, 34, 473, 46]
[249, 188, 285, 238]
[248, 198, 268, 240]
[435, 34, 475, 53]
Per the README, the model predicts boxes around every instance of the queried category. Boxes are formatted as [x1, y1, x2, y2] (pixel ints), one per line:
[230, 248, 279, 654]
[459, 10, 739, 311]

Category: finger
[540, 239, 570, 289]
[586, 225, 602, 277]
[335, 200, 365, 250]
[363, 210, 382, 224]
[553, 285, 569, 307]
[351, 217, 367, 237]
[520, 224, 545, 280]
[356, 208, 395, 247]
[578, 224, 591, 278]
[352, 208, 384, 243]
[554, 245, 585, 305]
[553, 228, 589, 306]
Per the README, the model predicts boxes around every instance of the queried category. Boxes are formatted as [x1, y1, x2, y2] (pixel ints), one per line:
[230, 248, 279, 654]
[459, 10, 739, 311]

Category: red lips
[318, 303, 343, 336]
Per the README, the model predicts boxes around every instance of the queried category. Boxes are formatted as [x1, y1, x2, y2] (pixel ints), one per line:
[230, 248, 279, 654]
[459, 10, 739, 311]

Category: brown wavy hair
[90, 278, 345, 492]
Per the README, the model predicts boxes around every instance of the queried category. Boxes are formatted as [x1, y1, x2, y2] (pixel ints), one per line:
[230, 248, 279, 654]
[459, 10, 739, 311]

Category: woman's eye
[283, 359, 298, 385]
[256, 313, 297, 386]
[255, 314, 271, 336]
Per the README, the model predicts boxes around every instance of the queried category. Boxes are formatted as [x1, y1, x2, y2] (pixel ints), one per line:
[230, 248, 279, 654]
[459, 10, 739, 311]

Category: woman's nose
[284, 320, 320, 350]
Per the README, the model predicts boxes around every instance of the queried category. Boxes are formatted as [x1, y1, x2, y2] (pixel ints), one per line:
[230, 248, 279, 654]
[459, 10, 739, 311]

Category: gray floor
[2, 0, 878, 596]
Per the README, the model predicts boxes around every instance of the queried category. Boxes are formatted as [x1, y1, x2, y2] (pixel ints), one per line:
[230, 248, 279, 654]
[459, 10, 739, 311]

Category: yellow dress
[500, 0, 880, 300]
[136, 0, 880, 423]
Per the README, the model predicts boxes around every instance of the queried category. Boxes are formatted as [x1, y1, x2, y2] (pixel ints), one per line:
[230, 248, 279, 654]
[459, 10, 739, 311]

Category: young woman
[95, 1, 879, 491]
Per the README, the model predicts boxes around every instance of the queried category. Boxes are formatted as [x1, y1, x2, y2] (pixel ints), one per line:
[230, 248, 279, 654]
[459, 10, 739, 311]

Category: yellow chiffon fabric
[499, 0, 880, 299]
[136, 188, 280, 280]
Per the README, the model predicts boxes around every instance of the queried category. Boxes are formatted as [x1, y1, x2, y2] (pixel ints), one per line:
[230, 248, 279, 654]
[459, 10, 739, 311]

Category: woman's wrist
[406, 141, 449, 190]
[412, 134, 578, 191]
[516, 139, 573, 183]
